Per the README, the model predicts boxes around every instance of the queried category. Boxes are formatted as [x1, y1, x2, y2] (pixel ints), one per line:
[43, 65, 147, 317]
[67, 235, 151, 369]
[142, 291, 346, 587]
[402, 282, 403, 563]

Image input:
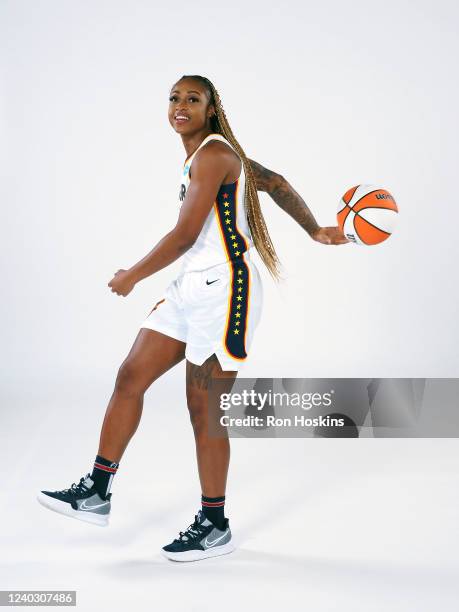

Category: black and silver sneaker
[37, 474, 111, 526]
[161, 510, 235, 562]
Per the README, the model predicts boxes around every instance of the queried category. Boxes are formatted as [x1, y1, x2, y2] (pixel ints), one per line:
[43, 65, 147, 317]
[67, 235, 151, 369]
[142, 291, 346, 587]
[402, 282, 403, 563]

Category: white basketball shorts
[139, 258, 263, 371]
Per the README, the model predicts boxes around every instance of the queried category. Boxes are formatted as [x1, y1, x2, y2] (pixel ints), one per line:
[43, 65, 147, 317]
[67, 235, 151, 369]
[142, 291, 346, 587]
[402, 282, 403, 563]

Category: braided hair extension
[177, 74, 283, 282]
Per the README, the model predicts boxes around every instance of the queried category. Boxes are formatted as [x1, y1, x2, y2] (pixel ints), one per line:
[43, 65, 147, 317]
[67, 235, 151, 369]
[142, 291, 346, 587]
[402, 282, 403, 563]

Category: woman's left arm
[248, 158, 349, 245]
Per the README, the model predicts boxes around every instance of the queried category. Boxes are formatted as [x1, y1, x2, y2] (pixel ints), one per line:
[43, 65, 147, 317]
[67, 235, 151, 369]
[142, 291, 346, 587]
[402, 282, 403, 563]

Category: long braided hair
[177, 74, 283, 282]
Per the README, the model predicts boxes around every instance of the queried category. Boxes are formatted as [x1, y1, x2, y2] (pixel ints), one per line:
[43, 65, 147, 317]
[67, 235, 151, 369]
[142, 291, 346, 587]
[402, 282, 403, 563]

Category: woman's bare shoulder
[192, 139, 240, 181]
[199, 138, 238, 161]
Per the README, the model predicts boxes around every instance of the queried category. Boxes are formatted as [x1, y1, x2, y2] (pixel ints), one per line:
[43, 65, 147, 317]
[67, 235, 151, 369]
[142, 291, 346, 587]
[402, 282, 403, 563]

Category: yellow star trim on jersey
[237, 278, 243, 284]
[235, 312, 241, 318]
[234, 329, 239, 335]
[225, 219, 231, 225]
[224, 210, 230, 216]
[224, 202, 229, 207]
[231, 234, 236, 240]
[234, 250, 240, 256]
[232, 242, 238, 248]
[237, 296, 242, 301]
[238, 287, 242, 292]
[238, 270, 243, 275]
[236, 304, 241, 309]
[235, 321, 240, 326]
[227, 227, 233, 232]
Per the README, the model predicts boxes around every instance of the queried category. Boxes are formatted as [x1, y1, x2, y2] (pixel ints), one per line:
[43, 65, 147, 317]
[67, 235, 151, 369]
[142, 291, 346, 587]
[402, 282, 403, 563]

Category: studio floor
[1, 367, 458, 611]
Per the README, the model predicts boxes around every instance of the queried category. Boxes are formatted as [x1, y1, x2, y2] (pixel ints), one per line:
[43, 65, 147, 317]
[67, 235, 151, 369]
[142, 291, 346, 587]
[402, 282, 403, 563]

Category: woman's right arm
[248, 158, 320, 237]
[248, 159, 348, 245]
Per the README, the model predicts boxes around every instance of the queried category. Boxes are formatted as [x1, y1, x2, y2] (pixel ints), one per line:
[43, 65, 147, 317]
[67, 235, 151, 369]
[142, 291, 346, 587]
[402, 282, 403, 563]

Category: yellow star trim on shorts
[231, 234, 236, 240]
[235, 312, 241, 318]
[238, 287, 242, 292]
[237, 296, 242, 301]
[234, 328, 239, 335]
[236, 304, 241, 309]
[235, 321, 240, 326]
[224, 202, 229, 207]
[234, 250, 240, 256]
[238, 270, 243, 275]
[224, 210, 230, 216]
[237, 278, 243, 284]
[225, 219, 231, 225]
[232, 242, 238, 248]
[227, 227, 233, 232]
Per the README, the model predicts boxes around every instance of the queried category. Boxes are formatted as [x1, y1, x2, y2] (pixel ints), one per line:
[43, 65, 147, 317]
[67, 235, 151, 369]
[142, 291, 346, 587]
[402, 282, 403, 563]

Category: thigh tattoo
[186, 354, 221, 391]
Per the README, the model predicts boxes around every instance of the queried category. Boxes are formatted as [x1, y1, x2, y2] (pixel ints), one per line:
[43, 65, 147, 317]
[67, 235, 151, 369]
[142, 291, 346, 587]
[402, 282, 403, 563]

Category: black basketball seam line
[349, 188, 381, 210]
[343, 185, 359, 206]
[340, 201, 396, 219]
[354, 205, 398, 215]
[353, 211, 391, 238]
[343, 199, 395, 241]
[339, 206, 352, 229]
[350, 206, 395, 241]
[352, 214, 367, 244]
[354, 209, 392, 233]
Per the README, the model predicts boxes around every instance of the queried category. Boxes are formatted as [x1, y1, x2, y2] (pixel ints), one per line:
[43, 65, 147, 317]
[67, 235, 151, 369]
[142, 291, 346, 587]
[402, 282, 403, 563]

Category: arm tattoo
[248, 158, 320, 236]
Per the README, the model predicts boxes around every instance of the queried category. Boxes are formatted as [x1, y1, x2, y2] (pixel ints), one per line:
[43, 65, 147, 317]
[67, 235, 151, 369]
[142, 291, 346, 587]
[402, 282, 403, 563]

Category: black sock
[201, 495, 226, 530]
[90, 455, 119, 499]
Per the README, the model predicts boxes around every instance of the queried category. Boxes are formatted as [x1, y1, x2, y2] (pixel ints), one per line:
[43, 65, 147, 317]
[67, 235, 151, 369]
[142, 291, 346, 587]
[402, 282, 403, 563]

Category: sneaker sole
[36, 492, 109, 527]
[161, 541, 235, 562]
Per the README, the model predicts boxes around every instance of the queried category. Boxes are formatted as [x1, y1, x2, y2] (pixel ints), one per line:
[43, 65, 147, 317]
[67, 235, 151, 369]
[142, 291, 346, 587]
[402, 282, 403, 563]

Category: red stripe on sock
[94, 462, 117, 473]
[202, 501, 225, 507]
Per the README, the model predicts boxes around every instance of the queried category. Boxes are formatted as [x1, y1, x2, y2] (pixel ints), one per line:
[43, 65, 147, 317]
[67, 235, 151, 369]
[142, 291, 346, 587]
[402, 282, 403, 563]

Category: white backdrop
[2, 0, 459, 385]
[1, 2, 459, 611]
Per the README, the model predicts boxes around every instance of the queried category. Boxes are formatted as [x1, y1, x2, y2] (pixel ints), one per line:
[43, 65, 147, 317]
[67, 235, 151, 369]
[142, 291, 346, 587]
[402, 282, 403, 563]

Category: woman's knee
[115, 359, 147, 397]
[186, 389, 207, 435]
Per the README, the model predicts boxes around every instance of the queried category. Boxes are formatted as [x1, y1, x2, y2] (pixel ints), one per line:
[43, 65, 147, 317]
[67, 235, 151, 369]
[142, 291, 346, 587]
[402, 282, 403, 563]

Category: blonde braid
[179, 75, 283, 282]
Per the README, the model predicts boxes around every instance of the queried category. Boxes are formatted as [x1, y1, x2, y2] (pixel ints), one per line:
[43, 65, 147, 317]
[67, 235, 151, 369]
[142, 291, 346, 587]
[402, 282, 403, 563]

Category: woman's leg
[185, 354, 237, 497]
[98, 328, 186, 463]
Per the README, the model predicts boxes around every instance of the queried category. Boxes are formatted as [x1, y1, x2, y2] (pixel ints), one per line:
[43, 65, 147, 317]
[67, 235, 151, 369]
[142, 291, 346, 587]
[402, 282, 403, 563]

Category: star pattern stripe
[214, 181, 250, 360]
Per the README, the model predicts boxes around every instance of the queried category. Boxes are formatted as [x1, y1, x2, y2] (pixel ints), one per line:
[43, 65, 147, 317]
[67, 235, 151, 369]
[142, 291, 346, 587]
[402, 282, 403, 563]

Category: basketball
[337, 184, 398, 245]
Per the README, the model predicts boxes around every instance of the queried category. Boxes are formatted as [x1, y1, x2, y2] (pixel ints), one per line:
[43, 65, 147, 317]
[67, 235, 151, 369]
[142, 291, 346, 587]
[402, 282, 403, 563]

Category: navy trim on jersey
[215, 181, 249, 360]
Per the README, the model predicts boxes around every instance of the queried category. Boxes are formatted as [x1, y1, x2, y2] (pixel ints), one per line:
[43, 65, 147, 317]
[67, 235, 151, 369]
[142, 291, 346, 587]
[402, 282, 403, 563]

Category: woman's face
[168, 79, 214, 134]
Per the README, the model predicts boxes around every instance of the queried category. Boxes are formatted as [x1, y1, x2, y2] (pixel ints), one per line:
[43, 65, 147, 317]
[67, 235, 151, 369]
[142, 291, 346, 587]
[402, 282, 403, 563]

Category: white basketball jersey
[178, 133, 255, 274]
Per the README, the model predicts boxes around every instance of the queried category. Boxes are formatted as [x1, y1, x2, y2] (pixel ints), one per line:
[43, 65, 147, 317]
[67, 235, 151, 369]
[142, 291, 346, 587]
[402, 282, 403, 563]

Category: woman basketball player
[37, 75, 349, 562]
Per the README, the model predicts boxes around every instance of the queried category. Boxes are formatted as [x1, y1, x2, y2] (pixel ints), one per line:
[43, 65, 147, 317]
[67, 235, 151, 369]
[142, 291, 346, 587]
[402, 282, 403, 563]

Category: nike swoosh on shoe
[79, 500, 110, 511]
[204, 529, 229, 547]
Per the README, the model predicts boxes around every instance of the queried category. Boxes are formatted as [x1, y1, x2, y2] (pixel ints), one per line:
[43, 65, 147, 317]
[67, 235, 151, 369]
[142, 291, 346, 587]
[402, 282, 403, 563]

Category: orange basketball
[337, 184, 399, 245]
